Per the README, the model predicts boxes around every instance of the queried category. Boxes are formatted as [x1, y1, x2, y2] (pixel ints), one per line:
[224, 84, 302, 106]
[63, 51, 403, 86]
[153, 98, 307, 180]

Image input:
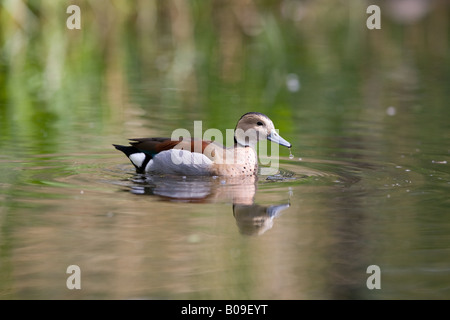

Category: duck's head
[234, 112, 292, 148]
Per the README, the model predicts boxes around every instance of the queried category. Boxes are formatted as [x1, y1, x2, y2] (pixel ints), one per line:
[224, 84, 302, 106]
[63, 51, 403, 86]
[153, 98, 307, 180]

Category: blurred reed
[0, 0, 448, 153]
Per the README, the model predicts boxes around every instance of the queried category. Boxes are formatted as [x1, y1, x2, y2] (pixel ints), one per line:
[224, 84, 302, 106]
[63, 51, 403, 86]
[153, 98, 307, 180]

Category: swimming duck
[113, 112, 291, 176]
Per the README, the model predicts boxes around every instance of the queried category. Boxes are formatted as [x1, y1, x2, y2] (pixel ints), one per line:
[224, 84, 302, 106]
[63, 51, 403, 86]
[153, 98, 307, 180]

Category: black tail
[113, 144, 137, 156]
[113, 144, 152, 173]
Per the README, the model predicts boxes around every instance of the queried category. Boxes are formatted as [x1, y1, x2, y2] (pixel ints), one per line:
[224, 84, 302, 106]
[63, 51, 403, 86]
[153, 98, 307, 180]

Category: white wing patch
[129, 152, 146, 168]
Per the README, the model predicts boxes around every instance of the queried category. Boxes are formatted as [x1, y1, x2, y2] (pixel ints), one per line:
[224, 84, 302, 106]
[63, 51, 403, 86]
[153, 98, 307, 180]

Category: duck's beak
[267, 130, 292, 148]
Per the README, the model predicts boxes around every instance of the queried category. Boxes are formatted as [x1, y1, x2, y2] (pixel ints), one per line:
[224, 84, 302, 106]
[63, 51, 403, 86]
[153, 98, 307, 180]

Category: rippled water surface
[1, 1, 449, 299]
[1, 130, 448, 299]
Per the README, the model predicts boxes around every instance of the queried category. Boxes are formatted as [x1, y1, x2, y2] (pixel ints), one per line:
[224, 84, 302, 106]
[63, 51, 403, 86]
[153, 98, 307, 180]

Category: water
[1, 1, 449, 300]
[1, 124, 448, 299]
[288, 147, 294, 160]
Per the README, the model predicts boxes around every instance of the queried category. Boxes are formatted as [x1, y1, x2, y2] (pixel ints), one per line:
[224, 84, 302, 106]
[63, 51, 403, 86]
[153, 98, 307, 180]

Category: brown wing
[129, 137, 218, 155]
[128, 137, 176, 154]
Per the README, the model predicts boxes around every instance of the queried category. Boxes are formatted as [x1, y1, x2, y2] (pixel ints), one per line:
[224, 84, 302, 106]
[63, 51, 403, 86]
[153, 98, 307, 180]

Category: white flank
[145, 159, 153, 172]
[147, 150, 212, 175]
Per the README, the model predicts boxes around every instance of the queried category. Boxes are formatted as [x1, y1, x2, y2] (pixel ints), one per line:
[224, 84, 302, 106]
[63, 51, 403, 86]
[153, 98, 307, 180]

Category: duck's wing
[129, 137, 218, 155]
[129, 137, 180, 155]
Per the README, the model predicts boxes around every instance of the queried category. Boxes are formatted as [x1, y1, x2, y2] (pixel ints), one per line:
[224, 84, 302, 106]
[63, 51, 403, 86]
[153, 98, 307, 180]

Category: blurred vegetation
[0, 0, 449, 300]
[0, 0, 449, 155]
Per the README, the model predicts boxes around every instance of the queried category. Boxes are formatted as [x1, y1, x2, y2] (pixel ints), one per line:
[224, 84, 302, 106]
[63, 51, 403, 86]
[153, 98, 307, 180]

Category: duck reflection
[125, 174, 290, 235]
[233, 202, 290, 236]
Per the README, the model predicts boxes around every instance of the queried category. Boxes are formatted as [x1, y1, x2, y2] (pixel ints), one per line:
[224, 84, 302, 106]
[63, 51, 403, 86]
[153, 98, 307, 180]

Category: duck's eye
[257, 121, 264, 126]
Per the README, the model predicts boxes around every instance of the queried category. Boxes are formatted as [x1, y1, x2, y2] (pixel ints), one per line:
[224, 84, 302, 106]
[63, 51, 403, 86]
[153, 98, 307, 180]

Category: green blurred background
[0, 0, 450, 300]
[1, 0, 448, 154]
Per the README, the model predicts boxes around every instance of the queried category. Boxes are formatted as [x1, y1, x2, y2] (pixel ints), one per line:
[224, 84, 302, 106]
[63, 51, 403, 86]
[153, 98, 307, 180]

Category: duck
[113, 112, 291, 176]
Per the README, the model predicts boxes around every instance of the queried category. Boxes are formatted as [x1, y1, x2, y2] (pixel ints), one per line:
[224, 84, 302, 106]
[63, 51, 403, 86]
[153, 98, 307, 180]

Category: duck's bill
[267, 131, 292, 148]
